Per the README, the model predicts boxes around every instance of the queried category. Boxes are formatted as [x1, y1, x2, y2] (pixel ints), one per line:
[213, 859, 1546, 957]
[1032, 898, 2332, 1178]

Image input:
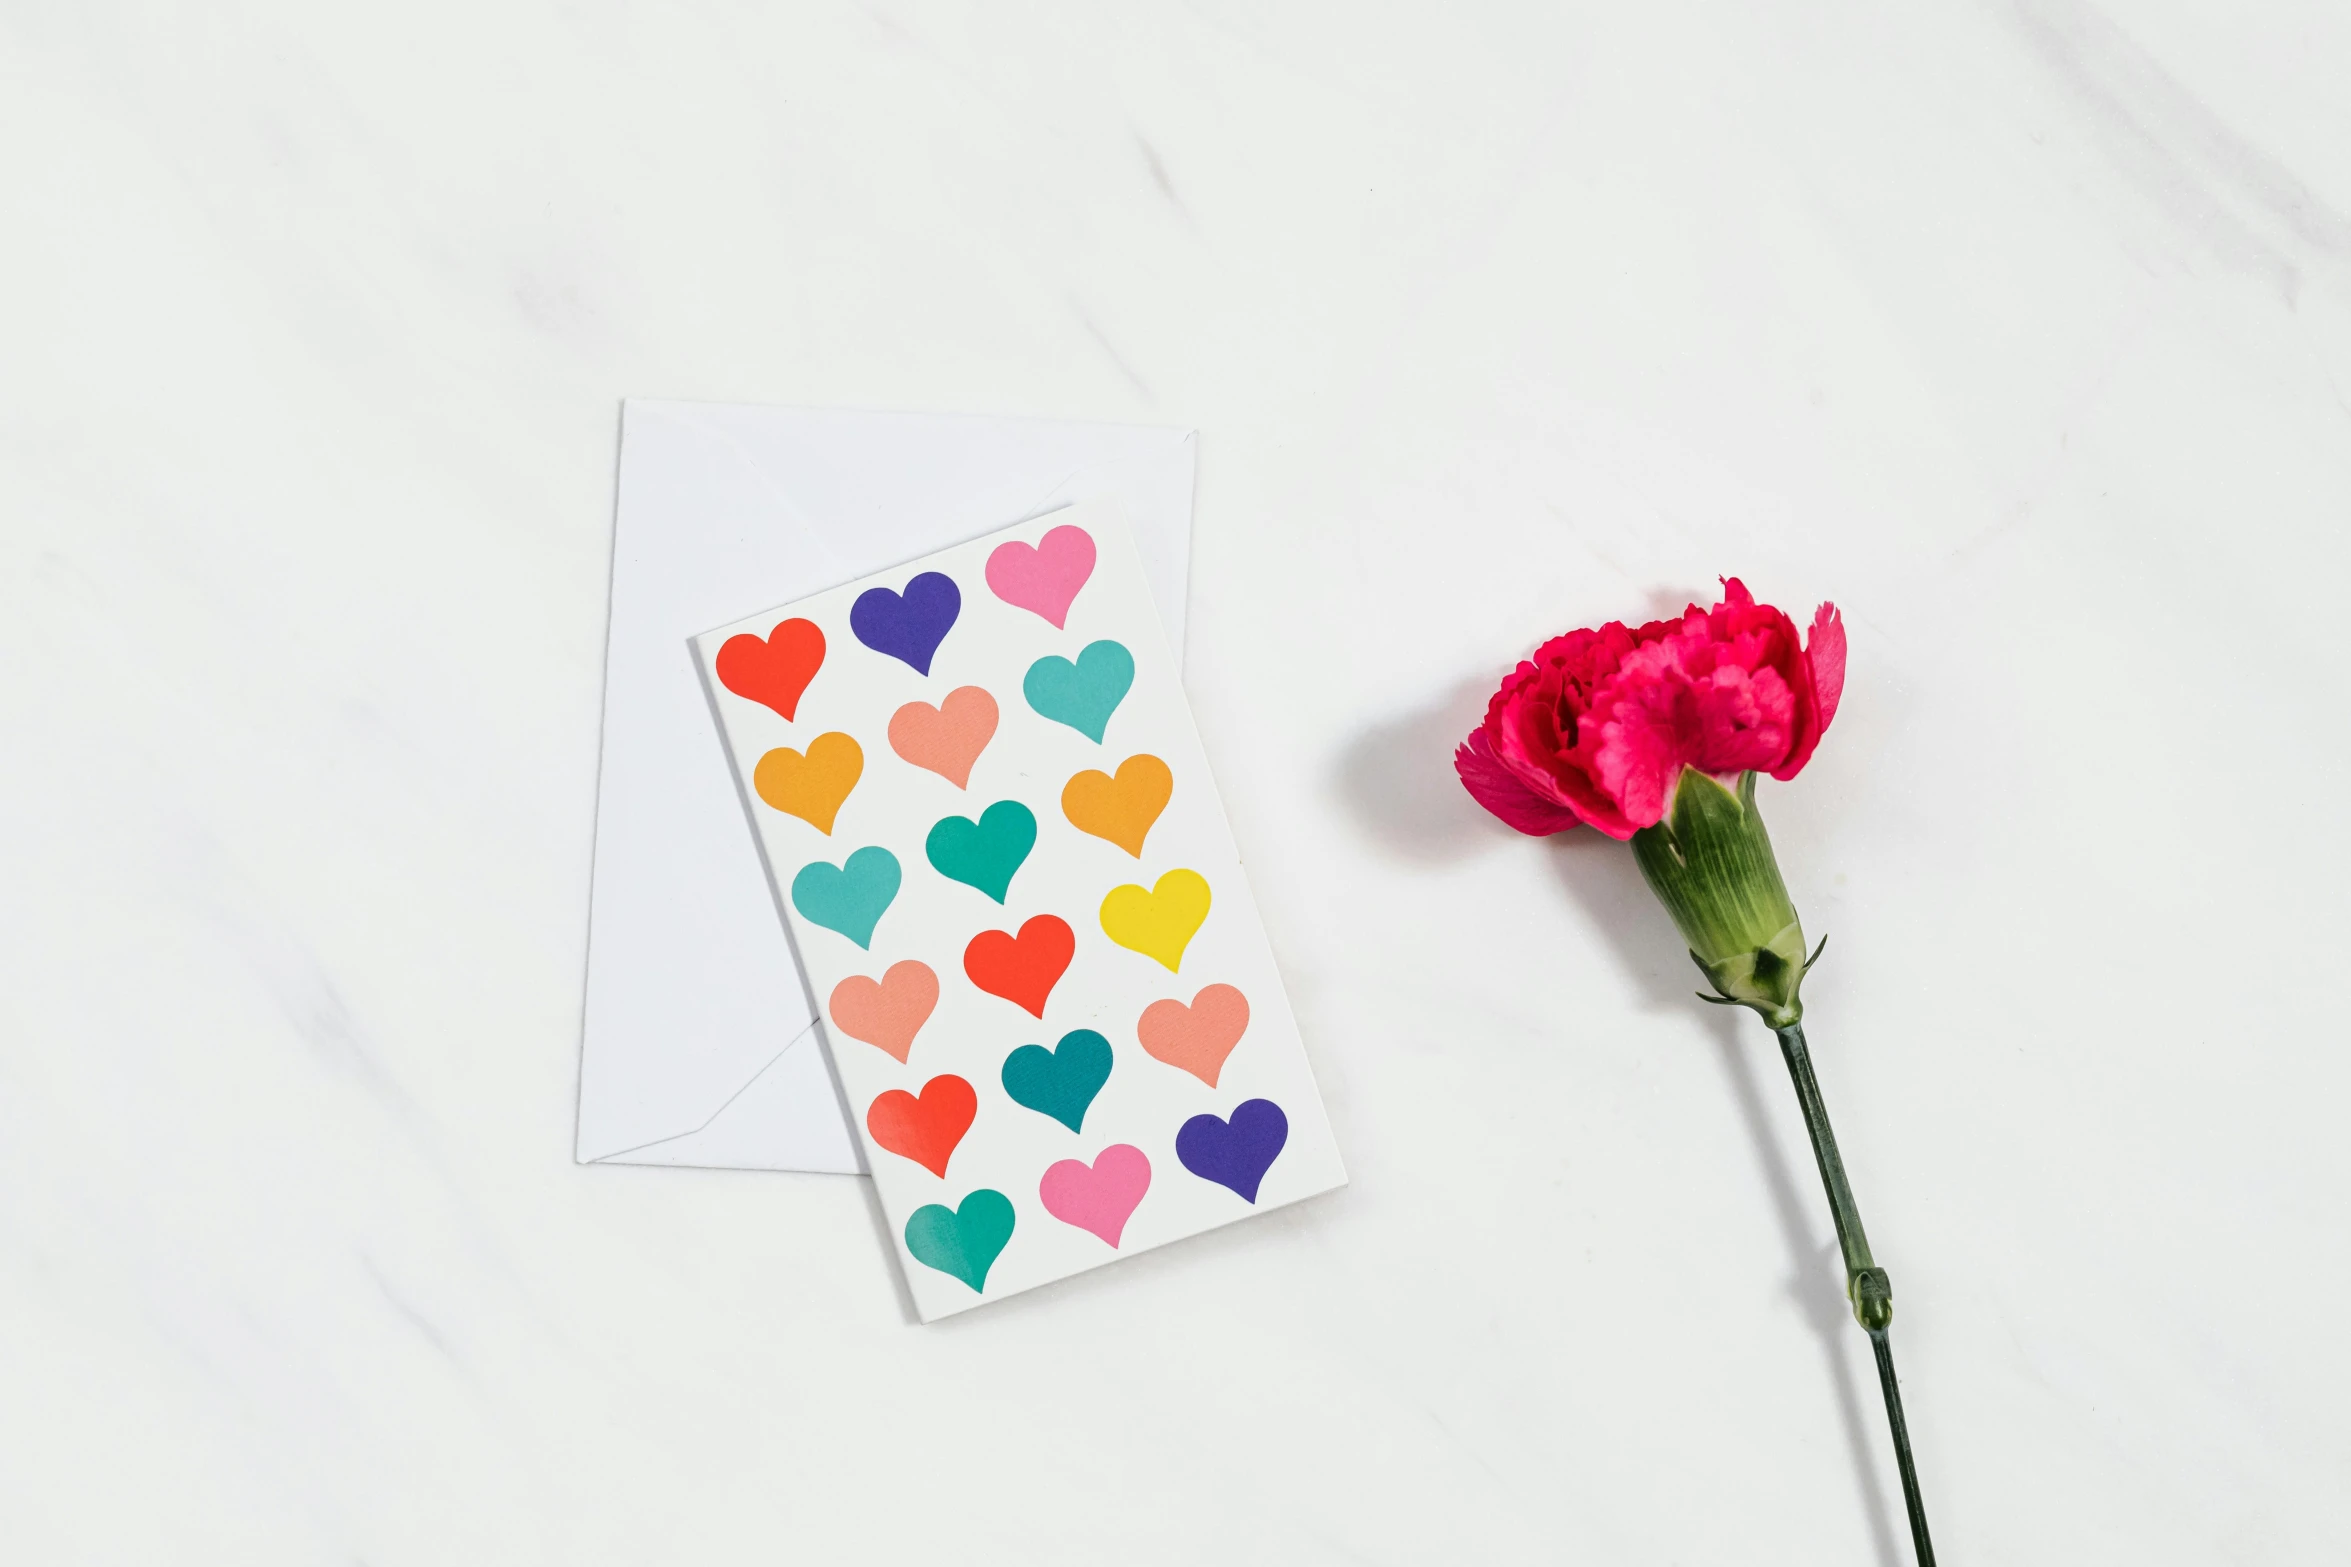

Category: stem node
[1773, 1022, 1933, 1565]
[1851, 1265, 1893, 1333]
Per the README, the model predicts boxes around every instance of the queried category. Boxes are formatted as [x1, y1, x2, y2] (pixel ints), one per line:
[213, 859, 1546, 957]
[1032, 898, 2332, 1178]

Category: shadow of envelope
[575, 401, 1196, 1172]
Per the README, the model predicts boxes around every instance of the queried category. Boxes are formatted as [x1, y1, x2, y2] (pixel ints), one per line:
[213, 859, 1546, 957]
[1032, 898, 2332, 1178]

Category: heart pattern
[985, 524, 1096, 629]
[925, 800, 1036, 904]
[1000, 1029, 1113, 1133]
[903, 1189, 1015, 1293]
[1137, 984, 1249, 1087]
[865, 1074, 977, 1177]
[962, 915, 1075, 1018]
[1099, 869, 1211, 972]
[889, 685, 997, 787]
[790, 847, 901, 948]
[1176, 1099, 1288, 1203]
[704, 518, 1339, 1315]
[1024, 640, 1134, 743]
[1061, 754, 1172, 858]
[1039, 1145, 1150, 1247]
[828, 961, 940, 1063]
[753, 731, 862, 834]
[852, 571, 961, 675]
[716, 617, 825, 720]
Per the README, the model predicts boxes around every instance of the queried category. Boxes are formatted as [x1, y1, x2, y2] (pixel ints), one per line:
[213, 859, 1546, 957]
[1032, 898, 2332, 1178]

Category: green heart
[924, 800, 1037, 904]
[1000, 1028, 1113, 1133]
[1023, 640, 1134, 744]
[789, 846, 901, 948]
[903, 1188, 1015, 1293]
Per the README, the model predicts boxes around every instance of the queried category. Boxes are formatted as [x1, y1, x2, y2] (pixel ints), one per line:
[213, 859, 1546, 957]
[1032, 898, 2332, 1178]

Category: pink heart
[1038, 1144, 1151, 1247]
[985, 524, 1097, 630]
[888, 685, 998, 789]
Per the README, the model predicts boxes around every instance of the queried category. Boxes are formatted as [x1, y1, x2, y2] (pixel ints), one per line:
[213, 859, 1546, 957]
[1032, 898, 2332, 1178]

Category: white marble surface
[6, 4, 2349, 1562]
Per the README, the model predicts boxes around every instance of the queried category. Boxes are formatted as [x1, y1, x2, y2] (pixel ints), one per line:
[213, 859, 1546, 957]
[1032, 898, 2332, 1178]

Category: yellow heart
[1061, 754, 1173, 858]
[1099, 868, 1210, 973]
[754, 731, 863, 834]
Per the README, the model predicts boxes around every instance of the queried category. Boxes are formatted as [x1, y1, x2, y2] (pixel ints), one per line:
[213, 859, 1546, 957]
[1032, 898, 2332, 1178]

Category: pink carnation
[1456, 580, 1845, 840]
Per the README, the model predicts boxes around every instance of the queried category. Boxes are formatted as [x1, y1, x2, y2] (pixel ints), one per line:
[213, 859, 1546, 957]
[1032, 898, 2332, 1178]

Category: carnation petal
[1587, 692, 1691, 834]
[1774, 601, 1846, 779]
[1808, 602, 1846, 730]
[1455, 733, 1585, 836]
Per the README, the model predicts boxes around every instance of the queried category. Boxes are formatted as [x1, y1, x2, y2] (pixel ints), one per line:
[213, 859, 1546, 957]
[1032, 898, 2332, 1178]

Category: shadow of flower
[1329, 677, 1499, 865]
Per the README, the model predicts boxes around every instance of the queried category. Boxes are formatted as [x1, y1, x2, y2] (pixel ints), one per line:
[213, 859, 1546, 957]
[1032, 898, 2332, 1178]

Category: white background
[5, 4, 2348, 1563]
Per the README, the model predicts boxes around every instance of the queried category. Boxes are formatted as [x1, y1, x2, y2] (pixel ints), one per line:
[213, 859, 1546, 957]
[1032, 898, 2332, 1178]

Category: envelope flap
[576, 403, 1196, 1168]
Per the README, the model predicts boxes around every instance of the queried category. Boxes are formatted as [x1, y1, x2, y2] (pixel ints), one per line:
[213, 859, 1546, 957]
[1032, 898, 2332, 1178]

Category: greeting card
[696, 502, 1346, 1318]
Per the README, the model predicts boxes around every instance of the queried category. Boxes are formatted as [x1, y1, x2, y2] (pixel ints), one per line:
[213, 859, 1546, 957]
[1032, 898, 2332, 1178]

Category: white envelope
[575, 400, 1197, 1173]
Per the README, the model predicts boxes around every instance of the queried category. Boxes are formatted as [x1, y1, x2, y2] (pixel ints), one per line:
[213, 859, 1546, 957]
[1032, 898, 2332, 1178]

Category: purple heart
[1175, 1098, 1288, 1203]
[850, 572, 961, 675]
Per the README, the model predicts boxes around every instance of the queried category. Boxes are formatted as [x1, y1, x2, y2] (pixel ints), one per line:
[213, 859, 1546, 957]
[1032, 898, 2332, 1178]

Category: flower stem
[1773, 1022, 1936, 1567]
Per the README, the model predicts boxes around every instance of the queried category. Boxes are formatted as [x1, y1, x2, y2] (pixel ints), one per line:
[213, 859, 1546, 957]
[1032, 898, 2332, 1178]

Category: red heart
[716, 618, 826, 721]
[864, 1074, 976, 1178]
[963, 915, 1075, 1019]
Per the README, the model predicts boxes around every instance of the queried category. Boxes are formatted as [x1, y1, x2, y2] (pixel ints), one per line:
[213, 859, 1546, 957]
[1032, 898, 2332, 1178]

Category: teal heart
[789, 846, 901, 948]
[1023, 639, 1134, 744]
[903, 1188, 1015, 1293]
[924, 800, 1037, 904]
[1000, 1028, 1113, 1133]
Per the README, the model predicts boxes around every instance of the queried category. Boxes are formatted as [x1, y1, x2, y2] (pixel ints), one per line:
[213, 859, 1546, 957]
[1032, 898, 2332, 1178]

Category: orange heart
[1061, 754, 1173, 858]
[754, 731, 862, 834]
[889, 686, 998, 788]
[1136, 983, 1249, 1087]
[828, 960, 940, 1063]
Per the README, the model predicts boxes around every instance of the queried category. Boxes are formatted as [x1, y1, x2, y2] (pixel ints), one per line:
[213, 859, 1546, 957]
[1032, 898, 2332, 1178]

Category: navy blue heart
[851, 572, 961, 675]
[1175, 1098, 1288, 1203]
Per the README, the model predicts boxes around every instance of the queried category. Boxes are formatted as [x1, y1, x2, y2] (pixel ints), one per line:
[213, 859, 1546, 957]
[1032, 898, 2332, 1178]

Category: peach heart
[1136, 984, 1250, 1087]
[888, 686, 999, 789]
[828, 961, 940, 1062]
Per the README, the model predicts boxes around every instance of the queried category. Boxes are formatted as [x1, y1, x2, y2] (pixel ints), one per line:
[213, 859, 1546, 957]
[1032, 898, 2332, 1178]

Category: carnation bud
[1629, 768, 1817, 1027]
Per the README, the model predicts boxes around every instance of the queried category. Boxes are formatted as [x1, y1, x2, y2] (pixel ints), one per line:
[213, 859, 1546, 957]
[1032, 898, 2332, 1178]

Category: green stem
[1870, 1326, 1934, 1567]
[1775, 1023, 1936, 1567]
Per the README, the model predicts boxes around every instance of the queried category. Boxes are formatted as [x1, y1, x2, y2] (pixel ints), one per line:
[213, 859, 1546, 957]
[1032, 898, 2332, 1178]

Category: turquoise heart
[1000, 1028, 1113, 1133]
[903, 1188, 1015, 1293]
[1023, 639, 1134, 744]
[924, 800, 1037, 904]
[789, 846, 901, 948]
